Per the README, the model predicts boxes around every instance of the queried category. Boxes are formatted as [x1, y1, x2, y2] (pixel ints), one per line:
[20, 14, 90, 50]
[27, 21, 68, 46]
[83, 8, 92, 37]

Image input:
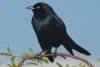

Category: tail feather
[63, 34, 91, 55]
[71, 42, 91, 55]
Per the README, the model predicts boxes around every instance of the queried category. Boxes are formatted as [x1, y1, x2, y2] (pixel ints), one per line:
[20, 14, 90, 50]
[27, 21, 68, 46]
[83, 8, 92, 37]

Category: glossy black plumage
[27, 2, 91, 62]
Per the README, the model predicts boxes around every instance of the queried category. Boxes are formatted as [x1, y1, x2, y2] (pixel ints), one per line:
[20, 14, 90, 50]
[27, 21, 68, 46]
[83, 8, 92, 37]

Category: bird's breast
[33, 16, 52, 32]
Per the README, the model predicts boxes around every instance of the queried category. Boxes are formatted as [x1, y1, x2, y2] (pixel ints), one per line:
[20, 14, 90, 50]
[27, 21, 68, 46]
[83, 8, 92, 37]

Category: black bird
[27, 2, 91, 62]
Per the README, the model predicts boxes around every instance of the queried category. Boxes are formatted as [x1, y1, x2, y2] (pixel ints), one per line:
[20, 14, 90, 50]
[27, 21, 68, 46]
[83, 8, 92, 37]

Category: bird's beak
[26, 6, 34, 10]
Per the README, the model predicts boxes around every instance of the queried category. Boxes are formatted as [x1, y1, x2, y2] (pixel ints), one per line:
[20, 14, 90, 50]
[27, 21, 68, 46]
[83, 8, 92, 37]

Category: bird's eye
[37, 6, 40, 9]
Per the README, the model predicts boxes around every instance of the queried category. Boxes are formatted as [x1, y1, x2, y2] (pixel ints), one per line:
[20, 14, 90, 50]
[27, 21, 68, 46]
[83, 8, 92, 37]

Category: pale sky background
[0, 0, 100, 66]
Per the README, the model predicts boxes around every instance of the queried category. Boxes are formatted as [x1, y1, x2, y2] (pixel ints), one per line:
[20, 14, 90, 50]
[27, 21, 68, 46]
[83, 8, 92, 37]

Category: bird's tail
[63, 34, 91, 55]
[46, 50, 54, 62]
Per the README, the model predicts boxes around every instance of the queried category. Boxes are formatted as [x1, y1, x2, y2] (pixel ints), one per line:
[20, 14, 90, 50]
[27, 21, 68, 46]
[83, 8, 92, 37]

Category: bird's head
[27, 2, 54, 16]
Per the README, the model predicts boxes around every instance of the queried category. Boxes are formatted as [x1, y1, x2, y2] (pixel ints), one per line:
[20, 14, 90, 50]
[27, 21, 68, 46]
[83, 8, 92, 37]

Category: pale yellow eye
[37, 6, 40, 9]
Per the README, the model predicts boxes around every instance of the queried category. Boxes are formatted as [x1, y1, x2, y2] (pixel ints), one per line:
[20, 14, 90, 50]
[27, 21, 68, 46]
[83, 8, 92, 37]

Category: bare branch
[18, 53, 94, 67]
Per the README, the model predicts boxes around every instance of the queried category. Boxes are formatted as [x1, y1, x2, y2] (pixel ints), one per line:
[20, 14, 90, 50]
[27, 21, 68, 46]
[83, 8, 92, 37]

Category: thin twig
[18, 53, 94, 67]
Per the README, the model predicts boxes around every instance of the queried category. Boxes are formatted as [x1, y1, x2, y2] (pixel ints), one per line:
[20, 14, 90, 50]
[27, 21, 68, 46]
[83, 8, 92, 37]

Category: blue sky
[0, 0, 100, 63]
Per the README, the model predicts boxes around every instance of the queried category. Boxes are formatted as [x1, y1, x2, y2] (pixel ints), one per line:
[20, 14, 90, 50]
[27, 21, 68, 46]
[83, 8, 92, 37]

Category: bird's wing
[50, 13, 67, 34]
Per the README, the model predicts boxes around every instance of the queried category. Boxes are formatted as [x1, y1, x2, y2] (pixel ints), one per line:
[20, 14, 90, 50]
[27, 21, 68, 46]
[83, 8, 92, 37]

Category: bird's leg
[40, 50, 49, 55]
[40, 51, 43, 55]
[54, 47, 57, 58]
[54, 47, 57, 54]
[54, 47, 66, 60]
